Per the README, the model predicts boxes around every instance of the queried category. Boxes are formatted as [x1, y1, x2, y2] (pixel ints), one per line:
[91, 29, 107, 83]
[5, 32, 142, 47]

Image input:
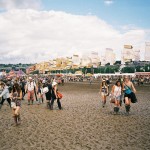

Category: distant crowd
[0, 75, 63, 126]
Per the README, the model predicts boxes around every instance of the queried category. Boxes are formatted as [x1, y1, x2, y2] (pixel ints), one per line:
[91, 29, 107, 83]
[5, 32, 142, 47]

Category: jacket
[0, 86, 10, 99]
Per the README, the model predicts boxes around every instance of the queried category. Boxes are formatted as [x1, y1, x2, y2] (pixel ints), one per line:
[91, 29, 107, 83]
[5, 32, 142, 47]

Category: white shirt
[26, 81, 36, 91]
[114, 85, 121, 97]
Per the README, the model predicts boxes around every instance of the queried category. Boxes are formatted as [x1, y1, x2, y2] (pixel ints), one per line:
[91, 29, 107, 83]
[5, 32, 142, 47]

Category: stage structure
[122, 45, 134, 64]
[91, 51, 100, 68]
[105, 48, 116, 65]
[145, 42, 150, 61]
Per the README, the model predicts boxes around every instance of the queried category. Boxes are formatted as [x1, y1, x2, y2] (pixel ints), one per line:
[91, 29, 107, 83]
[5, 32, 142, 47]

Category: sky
[0, 0, 150, 64]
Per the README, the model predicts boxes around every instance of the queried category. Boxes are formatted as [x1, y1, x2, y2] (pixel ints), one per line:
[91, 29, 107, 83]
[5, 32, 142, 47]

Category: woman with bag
[50, 82, 62, 110]
[122, 76, 136, 115]
[44, 80, 52, 109]
[11, 83, 22, 126]
[111, 81, 122, 114]
[100, 80, 109, 108]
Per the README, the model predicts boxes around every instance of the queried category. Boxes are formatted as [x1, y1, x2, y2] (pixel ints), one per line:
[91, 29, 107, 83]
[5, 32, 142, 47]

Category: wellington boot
[116, 107, 119, 113]
[17, 115, 21, 125]
[114, 107, 118, 114]
[13, 116, 18, 126]
[125, 105, 130, 115]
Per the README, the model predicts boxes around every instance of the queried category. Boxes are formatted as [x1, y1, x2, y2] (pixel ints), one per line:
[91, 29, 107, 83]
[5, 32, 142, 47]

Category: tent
[75, 71, 83, 76]
[16, 70, 26, 77]
[8, 70, 26, 78]
[8, 70, 16, 77]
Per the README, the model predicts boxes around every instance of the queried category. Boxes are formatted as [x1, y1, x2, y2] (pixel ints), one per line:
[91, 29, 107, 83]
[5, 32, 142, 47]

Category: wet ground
[0, 82, 150, 150]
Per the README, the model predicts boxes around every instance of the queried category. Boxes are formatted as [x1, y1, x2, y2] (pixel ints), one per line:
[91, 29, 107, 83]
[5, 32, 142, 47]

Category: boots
[50, 104, 53, 110]
[31, 100, 34, 105]
[102, 101, 106, 108]
[114, 107, 119, 114]
[114, 107, 116, 114]
[28, 101, 30, 105]
[13, 116, 18, 126]
[17, 114, 21, 125]
[47, 102, 51, 109]
[38, 98, 41, 105]
[125, 105, 130, 115]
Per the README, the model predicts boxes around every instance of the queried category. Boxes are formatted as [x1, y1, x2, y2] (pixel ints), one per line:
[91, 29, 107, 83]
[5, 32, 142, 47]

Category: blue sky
[42, 0, 150, 29]
[0, 0, 149, 63]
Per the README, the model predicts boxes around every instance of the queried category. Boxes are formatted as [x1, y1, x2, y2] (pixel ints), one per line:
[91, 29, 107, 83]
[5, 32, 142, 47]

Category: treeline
[0, 63, 35, 73]
[0, 63, 34, 68]
[50, 64, 150, 74]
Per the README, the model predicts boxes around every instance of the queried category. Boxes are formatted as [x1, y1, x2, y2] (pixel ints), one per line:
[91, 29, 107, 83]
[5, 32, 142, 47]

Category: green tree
[121, 67, 135, 73]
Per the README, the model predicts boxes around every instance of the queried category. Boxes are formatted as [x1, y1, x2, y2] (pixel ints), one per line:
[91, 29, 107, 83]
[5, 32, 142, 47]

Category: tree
[121, 67, 135, 73]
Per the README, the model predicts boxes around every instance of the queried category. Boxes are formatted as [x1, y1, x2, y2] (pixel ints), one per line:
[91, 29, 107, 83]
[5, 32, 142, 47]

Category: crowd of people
[100, 76, 137, 115]
[0, 76, 63, 126]
[0, 74, 143, 126]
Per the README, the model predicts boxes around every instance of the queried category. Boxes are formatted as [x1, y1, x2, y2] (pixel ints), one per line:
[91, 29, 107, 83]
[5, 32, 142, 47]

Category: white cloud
[0, 9, 148, 63]
[0, 0, 42, 10]
[104, 0, 114, 5]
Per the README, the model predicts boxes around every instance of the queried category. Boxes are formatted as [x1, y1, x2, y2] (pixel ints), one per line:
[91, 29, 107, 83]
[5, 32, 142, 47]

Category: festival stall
[7, 70, 26, 79]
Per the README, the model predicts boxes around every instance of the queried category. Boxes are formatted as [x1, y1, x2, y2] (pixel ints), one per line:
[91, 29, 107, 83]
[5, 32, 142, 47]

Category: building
[105, 48, 116, 65]
[72, 54, 81, 69]
[133, 49, 140, 61]
[145, 42, 150, 61]
[35, 61, 50, 74]
[91, 51, 100, 68]
[122, 45, 134, 64]
[100, 55, 106, 66]
[81, 54, 92, 68]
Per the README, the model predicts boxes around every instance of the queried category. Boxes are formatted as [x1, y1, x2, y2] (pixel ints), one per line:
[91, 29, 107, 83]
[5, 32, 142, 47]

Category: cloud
[0, 9, 148, 63]
[0, 0, 42, 10]
[104, 0, 114, 5]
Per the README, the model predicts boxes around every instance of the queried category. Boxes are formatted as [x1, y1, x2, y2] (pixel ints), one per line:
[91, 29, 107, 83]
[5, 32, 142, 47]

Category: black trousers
[21, 88, 26, 98]
[51, 98, 62, 109]
[0, 97, 11, 107]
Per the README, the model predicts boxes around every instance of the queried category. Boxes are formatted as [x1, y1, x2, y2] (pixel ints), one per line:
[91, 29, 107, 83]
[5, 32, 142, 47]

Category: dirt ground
[0, 82, 150, 150]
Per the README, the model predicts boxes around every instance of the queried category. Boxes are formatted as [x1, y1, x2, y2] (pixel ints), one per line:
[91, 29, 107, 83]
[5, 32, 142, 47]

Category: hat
[29, 77, 32, 80]
[52, 82, 57, 86]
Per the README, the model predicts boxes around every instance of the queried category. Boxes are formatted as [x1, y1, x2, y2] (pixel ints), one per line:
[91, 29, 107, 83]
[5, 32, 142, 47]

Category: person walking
[122, 76, 136, 115]
[37, 82, 44, 105]
[0, 82, 11, 109]
[50, 82, 62, 110]
[100, 79, 109, 108]
[44, 80, 52, 109]
[111, 80, 122, 114]
[11, 83, 22, 126]
[25, 77, 37, 105]
[19, 79, 26, 100]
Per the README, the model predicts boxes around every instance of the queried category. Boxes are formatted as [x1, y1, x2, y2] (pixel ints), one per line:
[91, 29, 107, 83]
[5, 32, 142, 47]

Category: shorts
[101, 92, 107, 96]
[28, 90, 34, 101]
[115, 96, 121, 101]
[124, 93, 132, 99]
